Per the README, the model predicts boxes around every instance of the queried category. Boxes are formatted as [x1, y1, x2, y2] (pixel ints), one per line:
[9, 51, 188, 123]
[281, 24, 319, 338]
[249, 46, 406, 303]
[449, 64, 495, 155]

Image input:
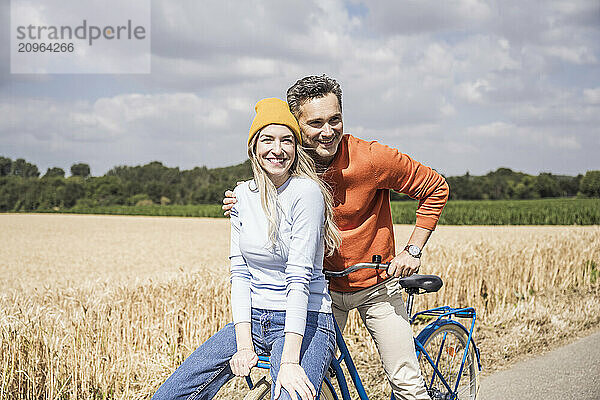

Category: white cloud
[542, 45, 597, 64]
[351, 123, 441, 141]
[508, 93, 600, 126]
[365, 0, 493, 34]
[466, 122, 514, 138]
[10, 0, 151, 73]
[583, 88, 600, 104]
[0, 93, 250, 173]
[2, 0, 599, 176]
[546, 135, 581, 150]
[445, 141, 479, 155]
[2, 93, 235, 141]
[465, 121, 582, 150]
[456, 79, 493, 103]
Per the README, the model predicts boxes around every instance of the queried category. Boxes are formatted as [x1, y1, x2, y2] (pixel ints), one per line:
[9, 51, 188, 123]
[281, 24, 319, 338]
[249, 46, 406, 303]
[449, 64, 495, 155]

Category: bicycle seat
[399, 274, 443, 293]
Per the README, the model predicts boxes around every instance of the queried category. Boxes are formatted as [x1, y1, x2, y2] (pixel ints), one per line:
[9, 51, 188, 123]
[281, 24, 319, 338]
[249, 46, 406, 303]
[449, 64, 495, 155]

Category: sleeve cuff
[284, 315, 306, 335]
[415, 215, 439, 231]
[283, 283, 309, 335]
[231, 279, 251, 325]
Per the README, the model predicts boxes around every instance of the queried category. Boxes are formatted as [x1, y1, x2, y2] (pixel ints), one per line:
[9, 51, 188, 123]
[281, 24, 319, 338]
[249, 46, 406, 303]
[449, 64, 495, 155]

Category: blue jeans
[152, 308, 336, 400]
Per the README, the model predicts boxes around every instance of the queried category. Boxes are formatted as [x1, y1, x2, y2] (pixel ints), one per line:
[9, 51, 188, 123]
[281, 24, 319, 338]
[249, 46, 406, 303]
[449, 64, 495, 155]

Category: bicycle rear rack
[412, 306, 476, 324]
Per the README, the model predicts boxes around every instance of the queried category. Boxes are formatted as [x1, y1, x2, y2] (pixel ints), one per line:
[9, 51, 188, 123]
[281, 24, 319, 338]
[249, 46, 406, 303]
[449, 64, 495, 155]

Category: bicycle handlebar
[323, 262, 389, 278]
[323, 259, 443, 295]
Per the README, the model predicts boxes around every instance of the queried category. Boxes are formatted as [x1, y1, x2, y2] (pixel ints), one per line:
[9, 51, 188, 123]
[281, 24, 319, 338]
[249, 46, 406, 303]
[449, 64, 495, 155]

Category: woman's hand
[229, 348, 258, 377]
[274, 362, 316, 400]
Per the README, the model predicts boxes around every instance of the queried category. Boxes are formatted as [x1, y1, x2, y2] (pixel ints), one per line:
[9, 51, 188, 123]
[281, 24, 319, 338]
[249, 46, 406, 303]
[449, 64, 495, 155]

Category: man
[224, 75, 449, 399]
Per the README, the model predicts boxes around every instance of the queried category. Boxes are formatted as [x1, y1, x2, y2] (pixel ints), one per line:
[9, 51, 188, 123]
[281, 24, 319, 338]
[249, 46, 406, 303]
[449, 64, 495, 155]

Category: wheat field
[1, 214, 599, 400]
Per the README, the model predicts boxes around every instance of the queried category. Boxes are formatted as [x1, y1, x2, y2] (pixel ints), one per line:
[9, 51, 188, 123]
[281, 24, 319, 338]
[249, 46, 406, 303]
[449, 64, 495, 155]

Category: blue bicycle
[244, 257, 481, 400]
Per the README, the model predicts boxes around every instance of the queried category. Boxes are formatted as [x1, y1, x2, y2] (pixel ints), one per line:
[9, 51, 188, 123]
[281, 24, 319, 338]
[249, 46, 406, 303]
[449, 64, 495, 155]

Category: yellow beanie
[248, 98, 302, 145]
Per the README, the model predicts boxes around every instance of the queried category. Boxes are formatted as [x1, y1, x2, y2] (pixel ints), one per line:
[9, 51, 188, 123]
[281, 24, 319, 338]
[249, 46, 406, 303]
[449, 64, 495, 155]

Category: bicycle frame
[325, 319, 369, 400]
[245, 318, 370, 400]
[244, 258, 481, 400]
[245, 301, 481, 400]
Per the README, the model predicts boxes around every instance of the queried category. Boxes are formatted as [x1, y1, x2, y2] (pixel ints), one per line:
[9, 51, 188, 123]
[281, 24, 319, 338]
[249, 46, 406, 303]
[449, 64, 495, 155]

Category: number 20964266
[18, 42, 74, 52]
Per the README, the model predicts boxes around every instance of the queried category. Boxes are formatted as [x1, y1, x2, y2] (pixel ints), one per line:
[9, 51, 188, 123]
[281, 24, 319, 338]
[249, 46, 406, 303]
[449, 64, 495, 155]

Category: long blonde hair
[248, 129, 341, 255]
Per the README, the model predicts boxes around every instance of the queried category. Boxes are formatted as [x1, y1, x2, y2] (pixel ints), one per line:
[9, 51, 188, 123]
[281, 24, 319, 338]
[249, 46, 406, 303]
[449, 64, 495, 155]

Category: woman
[153, 98, 340, 400]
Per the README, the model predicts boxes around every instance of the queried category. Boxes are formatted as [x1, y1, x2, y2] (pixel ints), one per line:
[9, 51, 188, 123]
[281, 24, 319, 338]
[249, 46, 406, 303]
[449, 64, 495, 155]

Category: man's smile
[318, 136, 337, 146]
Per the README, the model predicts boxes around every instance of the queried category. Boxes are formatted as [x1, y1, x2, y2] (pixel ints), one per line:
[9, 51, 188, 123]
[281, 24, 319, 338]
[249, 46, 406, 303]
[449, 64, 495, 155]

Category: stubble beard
[302, 146, 335, 174]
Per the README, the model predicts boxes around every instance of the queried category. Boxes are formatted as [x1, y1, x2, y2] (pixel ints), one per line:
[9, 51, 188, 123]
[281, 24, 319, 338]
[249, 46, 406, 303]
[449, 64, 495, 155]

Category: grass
[1, 215, 599, 399]
[392, 197, 600, 225]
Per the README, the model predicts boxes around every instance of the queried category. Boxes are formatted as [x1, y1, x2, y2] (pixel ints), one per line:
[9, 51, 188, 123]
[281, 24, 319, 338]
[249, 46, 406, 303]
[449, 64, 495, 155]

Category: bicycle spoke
[418, 324, 478, 400]
[429, 330, 448, 388]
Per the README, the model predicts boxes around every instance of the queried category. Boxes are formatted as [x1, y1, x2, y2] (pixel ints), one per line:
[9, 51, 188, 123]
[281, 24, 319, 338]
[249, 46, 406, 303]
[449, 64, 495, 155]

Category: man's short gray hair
[286, 75, 342, 118]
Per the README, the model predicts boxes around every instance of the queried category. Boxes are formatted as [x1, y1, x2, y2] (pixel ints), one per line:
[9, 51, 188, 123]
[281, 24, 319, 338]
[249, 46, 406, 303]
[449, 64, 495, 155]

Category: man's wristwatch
[404, 244, 422, 259]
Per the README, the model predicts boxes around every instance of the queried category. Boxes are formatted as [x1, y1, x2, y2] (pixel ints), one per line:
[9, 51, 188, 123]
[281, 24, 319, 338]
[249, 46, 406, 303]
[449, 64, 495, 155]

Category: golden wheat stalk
[1, 215, 598, 399]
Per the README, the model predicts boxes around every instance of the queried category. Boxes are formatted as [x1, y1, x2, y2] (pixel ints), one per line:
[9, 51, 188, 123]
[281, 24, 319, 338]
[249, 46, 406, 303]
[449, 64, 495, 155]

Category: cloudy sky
[1, 0, 599, 177]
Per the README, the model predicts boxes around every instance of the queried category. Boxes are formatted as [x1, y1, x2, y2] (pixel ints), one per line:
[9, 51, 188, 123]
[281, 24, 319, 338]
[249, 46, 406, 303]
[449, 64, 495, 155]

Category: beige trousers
[330, 278, 430, 400]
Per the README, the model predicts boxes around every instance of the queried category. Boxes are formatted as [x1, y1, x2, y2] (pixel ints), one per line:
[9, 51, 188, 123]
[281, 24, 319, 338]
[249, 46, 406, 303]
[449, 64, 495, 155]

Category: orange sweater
[322, 134, 449, 292]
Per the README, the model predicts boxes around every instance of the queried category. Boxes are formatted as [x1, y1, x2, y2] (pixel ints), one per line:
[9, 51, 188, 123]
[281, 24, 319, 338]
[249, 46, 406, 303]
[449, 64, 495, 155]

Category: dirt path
[479, 330, 600, 400]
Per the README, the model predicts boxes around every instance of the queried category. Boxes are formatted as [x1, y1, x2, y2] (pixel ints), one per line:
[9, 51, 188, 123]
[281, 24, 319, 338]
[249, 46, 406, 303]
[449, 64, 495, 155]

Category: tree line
[1, 156, 599, 212]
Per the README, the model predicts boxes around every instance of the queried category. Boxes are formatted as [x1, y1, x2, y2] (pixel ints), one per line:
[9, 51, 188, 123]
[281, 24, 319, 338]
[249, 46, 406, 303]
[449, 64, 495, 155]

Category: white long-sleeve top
[229, 176, 332, 335]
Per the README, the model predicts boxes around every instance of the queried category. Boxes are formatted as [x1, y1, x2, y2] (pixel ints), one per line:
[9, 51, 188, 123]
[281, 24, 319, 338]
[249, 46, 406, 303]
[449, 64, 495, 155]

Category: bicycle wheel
[417, 323, 479, 400]
[241, 377, 336, 400]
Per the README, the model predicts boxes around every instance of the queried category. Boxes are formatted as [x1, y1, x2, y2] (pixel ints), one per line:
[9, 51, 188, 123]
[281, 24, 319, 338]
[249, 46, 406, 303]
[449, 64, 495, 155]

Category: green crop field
[26, 198, 600, 225]
[392, 198, 600, 225]
[39, 204, 224, 218]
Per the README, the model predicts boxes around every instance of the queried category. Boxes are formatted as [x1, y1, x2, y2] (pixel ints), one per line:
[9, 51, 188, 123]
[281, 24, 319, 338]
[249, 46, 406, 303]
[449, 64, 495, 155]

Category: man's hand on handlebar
[387, 251, 420, 278]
